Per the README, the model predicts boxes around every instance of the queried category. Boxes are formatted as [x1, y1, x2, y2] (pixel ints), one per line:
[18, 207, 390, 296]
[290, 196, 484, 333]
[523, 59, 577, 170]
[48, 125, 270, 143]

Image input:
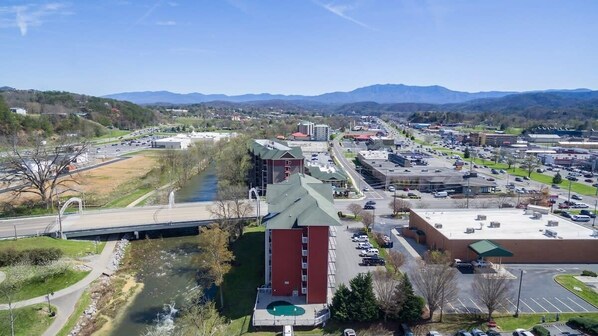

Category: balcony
[302, 236, 308, 244]
[301, 287, 307, 294]
[302, 262, 308, 269]
[302, 274, 307, 282]
[302, 249, 308, 257]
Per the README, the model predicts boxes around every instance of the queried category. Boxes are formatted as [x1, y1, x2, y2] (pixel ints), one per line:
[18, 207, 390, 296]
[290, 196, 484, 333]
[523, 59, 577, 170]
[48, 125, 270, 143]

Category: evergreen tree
[463, 147, 471, 159]
[552, 172, 562, 185]
[348, 273, 378, 322]
[330, 283, 352, 322]
[395, 276, 424, 323]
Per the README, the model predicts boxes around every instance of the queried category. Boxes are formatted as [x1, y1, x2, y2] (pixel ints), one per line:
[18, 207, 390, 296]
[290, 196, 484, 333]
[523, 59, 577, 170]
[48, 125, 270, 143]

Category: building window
[286, 160, 291, 166]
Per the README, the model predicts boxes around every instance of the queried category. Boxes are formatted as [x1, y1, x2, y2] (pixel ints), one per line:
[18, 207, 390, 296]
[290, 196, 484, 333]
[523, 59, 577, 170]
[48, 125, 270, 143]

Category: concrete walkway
[0, 237, 119, 335]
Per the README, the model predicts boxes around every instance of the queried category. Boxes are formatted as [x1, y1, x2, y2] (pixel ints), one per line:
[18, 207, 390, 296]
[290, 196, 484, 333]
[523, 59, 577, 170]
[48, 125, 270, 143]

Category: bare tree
[472, 272, 514, 320]
[506, 156, 518, 170]
[410, 262, 458, 321]
[0, 264, 36, 336]
[519, 154, 540, 177]
[387, 250, 406, 276]
[359, 210, 374, 232]
[453, 199, 469, 209]
[347, 203, 362, 218]
[388, 198, 411, 215]
[372, 269, 400, 321]
[1, 136, 88, 208]
[208, 184, 253, 240]
[177, 300, 230, 336]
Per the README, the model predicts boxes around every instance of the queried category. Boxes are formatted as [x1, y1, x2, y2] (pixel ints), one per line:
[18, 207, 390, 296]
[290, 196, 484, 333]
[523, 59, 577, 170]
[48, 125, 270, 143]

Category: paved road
[0, 201, 267, 238]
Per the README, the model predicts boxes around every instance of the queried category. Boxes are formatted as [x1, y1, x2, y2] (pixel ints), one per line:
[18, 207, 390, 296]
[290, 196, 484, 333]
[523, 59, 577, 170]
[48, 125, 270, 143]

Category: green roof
[249, 139, 303, 160]
[469, 240, 513, 258]
[306, 166, 348, 182]
[264, 174, 341, 229]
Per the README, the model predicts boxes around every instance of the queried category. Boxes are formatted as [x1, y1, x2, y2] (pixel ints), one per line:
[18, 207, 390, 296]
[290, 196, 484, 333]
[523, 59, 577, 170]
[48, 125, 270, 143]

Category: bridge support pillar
[134, 231, 139, 240]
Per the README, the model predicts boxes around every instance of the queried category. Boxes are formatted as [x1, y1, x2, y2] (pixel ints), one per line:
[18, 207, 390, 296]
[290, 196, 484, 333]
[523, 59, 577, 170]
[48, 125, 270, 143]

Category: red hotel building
[263, 174, 340, 304]
[248, 139, 305, 196]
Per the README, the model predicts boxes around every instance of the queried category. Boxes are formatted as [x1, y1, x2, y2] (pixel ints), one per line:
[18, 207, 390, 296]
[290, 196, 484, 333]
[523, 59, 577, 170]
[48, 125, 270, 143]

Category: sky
[0, 0, 597, 96]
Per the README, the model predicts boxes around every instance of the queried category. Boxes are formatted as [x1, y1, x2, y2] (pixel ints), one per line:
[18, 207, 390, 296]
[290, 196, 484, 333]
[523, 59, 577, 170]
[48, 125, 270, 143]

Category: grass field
[103, 186, 153, 208]
[555, 274, 598, 307]
[0, 269, 90, 303]
[0, 303, 55, 336]
[56, 289, 91, 336]
[223, 226, 266, 335]
[0, 237, 103, 258]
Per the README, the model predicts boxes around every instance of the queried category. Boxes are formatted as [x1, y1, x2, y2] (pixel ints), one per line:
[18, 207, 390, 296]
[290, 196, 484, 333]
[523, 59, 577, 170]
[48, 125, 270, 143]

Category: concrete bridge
[0, 200, 267, 239]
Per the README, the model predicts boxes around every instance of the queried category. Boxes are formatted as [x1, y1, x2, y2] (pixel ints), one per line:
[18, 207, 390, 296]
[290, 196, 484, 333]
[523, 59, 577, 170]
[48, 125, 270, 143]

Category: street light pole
[515, 269, 523, 317]
[593, 186, 598, 227]
[567, 179, 572, 204]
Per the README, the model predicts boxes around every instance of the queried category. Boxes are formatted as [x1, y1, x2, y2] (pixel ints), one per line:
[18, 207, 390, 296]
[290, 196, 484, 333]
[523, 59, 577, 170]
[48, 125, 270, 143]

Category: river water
[109, 165, 218, 335]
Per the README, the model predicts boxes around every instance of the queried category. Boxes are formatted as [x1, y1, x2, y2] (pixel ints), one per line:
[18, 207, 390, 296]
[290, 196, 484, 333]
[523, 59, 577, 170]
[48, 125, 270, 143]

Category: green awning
[469, 240, 513, 257]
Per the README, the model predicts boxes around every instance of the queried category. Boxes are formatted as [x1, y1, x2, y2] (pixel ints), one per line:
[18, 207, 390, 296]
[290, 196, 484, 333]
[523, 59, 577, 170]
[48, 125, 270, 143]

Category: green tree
[348, 273, 378, 322]
[553, 172, 563, 185]
[463, 147, 471, 159]
[330, 283, 352, 322]
[195, 226, 234, 308]
[393, 276, 424, 323]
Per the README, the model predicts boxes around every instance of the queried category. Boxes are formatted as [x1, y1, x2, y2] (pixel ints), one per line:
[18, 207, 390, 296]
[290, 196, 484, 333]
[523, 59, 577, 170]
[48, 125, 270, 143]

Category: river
[109, 165, 218, 335]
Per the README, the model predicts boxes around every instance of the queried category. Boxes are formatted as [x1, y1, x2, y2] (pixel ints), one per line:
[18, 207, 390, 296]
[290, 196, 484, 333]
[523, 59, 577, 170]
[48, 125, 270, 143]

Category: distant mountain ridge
[103, 84, 521, 105]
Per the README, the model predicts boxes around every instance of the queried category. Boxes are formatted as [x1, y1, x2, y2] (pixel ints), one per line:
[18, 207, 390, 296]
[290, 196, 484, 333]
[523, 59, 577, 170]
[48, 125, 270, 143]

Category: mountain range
[103, 84, 528, 105]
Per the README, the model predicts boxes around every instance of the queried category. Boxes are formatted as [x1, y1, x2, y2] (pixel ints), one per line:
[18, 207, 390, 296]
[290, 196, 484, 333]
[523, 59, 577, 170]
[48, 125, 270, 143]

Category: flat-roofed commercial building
[407, 208, 598, 263]
[470, 133, 518, 147]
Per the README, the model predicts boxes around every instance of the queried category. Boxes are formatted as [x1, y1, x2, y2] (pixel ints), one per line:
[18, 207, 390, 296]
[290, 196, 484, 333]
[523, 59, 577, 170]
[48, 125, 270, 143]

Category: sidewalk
[0, 237, 119, 334]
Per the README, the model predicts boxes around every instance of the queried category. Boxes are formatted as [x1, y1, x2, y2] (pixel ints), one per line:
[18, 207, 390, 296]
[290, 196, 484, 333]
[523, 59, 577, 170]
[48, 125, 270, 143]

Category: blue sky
[1, 1, 597, 96]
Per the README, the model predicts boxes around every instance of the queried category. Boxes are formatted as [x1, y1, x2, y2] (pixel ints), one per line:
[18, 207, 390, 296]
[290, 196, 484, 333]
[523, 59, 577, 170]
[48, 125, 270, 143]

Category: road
[0, 201, 267, 238]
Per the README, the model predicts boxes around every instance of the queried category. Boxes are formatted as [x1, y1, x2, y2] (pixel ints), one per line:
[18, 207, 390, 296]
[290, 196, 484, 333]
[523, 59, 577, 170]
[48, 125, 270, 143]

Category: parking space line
[543, 298, 561, 312]
[554, 297, 574, 311]
[457, 298, 471, 314]
[520, 299, 536, 313]
[469, 298, 484, 313]
[506, 298, 518, 311]
[530, 298, 549, 312]
[567, 297, 589, 312]
[447, 302, 460, 313]
[497, 302, 511, 314]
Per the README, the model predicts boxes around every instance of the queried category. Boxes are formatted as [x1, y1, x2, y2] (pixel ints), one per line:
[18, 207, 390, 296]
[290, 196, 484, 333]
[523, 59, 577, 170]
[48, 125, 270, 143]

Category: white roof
[527, 134, 561, 139]
[358, 150, 388, 160]
[412, 209, 598, 240]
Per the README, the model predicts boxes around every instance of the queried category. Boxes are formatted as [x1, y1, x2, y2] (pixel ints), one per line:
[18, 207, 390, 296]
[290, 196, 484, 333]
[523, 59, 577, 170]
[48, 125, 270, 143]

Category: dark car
[362, 256, 385, 266]
[572, 194, 583, 200]
[585, 179, 594, 183]
[365, 200, 377, 205]
[580, 210, 596, 218]
[561, 211, 572, 218]
[567, 176, 579, 181]
[363, 204, 375, 210]
[515, 177, 523, 182]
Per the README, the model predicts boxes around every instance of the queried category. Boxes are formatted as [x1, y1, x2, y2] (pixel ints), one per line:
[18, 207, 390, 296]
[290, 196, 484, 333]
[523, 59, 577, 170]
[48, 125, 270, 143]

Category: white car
[513, 329, 534, 336]
[359, 248, 379, 257]
[352, 235, 368, 242]
[343, 329, 357, 336]
[471, 259, 492, 268]
[356, 242, 373, 250]
[572, 202, 589, 208]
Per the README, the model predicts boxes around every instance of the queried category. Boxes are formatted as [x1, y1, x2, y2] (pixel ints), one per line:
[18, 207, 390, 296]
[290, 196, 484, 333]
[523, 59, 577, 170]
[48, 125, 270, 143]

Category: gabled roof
[306, 166, 348, 182]
[249, 139, 303, 160]
[264, 174, 341, 229]
[469, 240, 513, 257]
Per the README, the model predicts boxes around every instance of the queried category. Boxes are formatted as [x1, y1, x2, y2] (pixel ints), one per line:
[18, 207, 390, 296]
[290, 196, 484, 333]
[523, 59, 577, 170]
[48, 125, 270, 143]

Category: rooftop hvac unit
[532, 212, 543, 219]
[545, 229, 558, 238]
[434, 223, 443, 229]
[476, 214, 487, 220]
[547, 220, 559, 227]
[465, 227, 475, 234]
[489, 221, 501, 228]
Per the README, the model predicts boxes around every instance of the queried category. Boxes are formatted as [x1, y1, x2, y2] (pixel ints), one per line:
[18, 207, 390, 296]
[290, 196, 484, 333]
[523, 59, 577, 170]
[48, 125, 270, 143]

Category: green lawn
[56, 289, 91, 336]
[0, 237, 103, 258]
[103, 186, 153, 208]
[555, 274, 598, 307]
[0, 303, 55, 336]
[0, 269, 90, 303]
[223, 226, 265, 334]
[95, 129, 130, 140]
[343, 152, 357, 159]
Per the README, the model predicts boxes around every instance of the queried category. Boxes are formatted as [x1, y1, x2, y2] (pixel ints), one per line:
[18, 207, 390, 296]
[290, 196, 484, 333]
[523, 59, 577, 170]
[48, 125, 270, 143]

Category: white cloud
[0, 2, 69, 36]
[156, 20, 176, 26]
[315, 1, 375, 31]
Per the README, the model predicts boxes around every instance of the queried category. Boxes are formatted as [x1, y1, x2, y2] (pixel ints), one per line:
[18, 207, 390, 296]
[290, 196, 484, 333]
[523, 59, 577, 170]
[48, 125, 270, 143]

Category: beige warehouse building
[406, 208, 598, 263]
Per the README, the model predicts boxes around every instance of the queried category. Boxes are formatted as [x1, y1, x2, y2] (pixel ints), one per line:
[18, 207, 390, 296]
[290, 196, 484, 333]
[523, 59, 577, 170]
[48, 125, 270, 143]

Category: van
[434, 191, 448, 198]
[571, 215, 591, 222]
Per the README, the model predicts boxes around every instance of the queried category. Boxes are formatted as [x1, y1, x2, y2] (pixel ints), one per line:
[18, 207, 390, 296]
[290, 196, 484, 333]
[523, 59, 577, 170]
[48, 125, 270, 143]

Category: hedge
[532, 325, 550, 336]
[568, 317, 598, 335]
[0, 247, 63, 267]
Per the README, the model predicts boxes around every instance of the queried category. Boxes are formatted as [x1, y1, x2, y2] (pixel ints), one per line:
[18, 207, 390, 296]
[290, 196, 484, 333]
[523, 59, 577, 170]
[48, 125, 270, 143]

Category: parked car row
[351, 232, 386, 266]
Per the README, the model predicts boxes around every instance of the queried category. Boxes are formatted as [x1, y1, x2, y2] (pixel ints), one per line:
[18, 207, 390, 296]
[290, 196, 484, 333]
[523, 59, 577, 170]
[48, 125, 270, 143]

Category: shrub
[532, 325, 550, 336]
[581, 270, 598, 277]
[568, 317, 598, 335]
[0, 247, 63, 267]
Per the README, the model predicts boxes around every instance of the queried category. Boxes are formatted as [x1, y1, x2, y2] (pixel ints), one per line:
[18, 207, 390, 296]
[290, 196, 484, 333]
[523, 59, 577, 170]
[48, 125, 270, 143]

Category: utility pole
[55, 188, 63, 239]
[515, 269, 523, 317]
[593, 186, 598, 227]
[393, 189, 397, 216]
[567, 179, 572, 204]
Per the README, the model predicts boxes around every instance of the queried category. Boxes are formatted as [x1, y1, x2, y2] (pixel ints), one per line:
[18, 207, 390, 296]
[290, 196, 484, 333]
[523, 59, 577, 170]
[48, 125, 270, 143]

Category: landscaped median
[555, 274, 598, 307]
[0, 303, 56, 336]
